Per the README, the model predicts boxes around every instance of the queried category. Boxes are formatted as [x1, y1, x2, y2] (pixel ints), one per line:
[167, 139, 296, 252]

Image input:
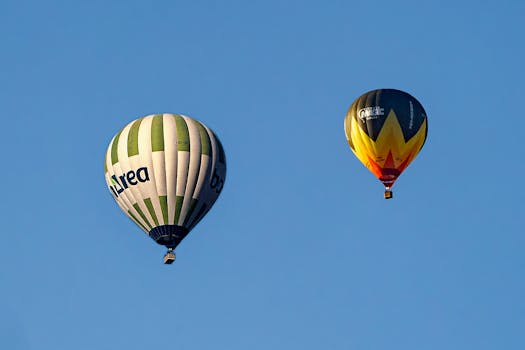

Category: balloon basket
[163, 251, 176, 264]
[384, 190, 393, 199]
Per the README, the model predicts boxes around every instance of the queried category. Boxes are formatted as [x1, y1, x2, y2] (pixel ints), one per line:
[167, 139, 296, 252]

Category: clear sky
[1, 0, 524, 349]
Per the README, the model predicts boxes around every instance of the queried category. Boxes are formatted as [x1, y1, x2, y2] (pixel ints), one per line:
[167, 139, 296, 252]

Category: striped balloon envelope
[344, 89, 427, 199]
[104, 114, 226, 263]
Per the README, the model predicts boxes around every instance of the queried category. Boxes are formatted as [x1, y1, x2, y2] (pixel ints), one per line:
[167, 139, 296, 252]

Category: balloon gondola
[104, 114, 226, 264]
[163, 248, 176, 264]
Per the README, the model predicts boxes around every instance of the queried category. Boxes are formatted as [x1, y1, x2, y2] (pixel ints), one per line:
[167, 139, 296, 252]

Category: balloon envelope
[344, 89, 427, 190]
[104, 114, 226, 250]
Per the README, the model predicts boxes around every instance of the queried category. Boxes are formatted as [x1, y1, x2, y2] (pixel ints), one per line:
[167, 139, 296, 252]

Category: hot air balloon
[104, 114, 226, 264]
[344, 89, 427, 199]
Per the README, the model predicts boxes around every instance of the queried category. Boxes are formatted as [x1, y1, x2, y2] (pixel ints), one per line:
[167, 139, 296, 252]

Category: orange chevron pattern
[345, 109, 427, 188]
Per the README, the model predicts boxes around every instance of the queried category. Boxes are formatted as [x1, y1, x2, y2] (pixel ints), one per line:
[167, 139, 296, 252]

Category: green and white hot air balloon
[104, 114, 226, 264]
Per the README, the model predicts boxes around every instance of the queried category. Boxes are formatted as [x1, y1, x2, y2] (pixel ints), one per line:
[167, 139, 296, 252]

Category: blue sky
[1, 0, 524, 349]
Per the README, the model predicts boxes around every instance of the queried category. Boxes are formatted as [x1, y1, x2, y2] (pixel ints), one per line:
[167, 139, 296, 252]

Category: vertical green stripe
[174, 196, 184, 224]
[175, 115, 190, 152]
[183, 198, 199, 226]
[144, 198, 159, 226]
[159, 195, 168, 224]
[127, 118, 143, 157]
[104, 152, 108, 172]
[196, 123, 210, 155]
[128, 210, 148, 232]
[151, 114, 164, 152]
[111, 130, 122, 165]
[133, 203, 152, 230]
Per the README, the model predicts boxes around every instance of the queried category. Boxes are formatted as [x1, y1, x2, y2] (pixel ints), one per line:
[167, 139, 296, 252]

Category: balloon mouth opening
[149, 225, 189, 249]
[380, 179, 397, 189]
